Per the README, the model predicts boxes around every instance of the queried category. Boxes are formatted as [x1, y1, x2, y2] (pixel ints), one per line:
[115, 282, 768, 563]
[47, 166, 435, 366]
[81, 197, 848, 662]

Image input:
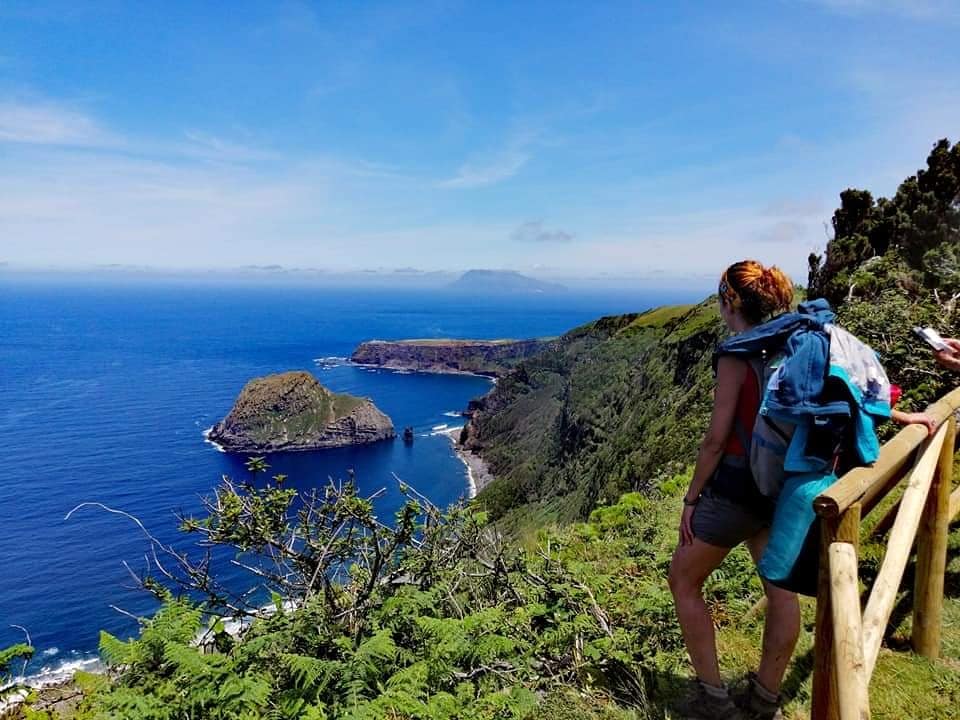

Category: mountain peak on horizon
[449, 269, 566, 294]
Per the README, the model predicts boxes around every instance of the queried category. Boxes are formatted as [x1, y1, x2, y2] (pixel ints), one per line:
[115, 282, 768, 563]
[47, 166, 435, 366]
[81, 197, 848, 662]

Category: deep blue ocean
[0, 280, 697, 682]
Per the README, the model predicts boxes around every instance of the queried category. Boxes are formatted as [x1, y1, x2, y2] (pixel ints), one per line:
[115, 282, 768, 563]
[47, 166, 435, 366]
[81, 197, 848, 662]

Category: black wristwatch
[683, 494, 700, 507]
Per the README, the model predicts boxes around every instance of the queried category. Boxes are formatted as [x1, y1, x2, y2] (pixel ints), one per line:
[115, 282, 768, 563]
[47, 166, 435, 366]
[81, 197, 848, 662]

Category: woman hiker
[668, 260, 798, 720]
[667, 260, 936, 720]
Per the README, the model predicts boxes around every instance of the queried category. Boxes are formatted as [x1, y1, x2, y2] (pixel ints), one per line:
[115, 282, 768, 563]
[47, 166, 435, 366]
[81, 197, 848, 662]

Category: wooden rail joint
[814, 387, 960, 520]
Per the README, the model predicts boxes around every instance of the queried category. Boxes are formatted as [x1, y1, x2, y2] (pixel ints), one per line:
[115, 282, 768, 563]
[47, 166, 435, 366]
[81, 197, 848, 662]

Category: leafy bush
[60, 473, 724, 719]
[1, 642, 34, 703]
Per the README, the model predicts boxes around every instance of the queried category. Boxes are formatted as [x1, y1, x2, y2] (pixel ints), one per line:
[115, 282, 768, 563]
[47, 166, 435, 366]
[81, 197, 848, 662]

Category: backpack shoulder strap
[730, 356, 765, 455]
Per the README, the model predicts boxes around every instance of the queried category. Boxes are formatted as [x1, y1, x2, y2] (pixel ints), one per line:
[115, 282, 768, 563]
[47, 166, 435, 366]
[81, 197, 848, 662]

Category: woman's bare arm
[890, 408, 937, 435]
[678, 356, 746, 544]
[685, 357, 746, 500]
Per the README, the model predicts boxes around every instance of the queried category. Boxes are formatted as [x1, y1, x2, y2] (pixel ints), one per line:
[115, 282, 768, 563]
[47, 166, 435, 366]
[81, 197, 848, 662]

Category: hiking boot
[735, 672, 783, 720]
[677, 679, 744, 720]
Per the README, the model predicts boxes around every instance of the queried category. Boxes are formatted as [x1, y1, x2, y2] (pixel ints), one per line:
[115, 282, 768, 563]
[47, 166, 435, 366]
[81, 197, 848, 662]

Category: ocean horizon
[0, 280, 698, 684]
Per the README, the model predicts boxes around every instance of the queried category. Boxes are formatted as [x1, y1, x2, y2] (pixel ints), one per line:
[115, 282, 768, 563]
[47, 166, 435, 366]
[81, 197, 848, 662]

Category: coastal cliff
[351, 338, 553, 377]
[460, 302, 722, 522]
[208, 371, 394, 452]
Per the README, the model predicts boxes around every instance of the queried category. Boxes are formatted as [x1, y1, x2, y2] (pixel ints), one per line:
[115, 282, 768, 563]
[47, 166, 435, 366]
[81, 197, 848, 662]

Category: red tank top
[725, 359, 761, 457]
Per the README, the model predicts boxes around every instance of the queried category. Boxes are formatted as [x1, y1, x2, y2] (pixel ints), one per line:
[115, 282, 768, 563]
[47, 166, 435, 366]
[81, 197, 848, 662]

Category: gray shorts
[691, 487, 771, 548]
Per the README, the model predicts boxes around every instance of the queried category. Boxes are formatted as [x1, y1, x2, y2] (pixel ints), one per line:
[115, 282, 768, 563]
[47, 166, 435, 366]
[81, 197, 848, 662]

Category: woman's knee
[763, 582, 800, 611]
[668, 552, 703, 597]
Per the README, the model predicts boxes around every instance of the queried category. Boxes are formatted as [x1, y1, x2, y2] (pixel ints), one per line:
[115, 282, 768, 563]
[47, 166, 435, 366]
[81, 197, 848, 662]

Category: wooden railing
[810, 387, 960, 720]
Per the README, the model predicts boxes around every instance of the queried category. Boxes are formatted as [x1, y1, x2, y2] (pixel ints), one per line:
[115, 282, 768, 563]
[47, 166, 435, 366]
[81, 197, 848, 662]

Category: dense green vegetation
[1, 643, 34, 704]
[5, 139, 960, 718]
[810, 138, 960, 411]
[248, 389, 366, 445]
[11, 470, 959, 719]
[12, 470, 767, 720]
[467, 300, 723, 525]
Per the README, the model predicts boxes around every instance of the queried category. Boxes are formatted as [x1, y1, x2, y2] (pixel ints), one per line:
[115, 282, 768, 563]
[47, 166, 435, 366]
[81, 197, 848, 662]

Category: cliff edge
[208, 371, 394, 452]
[351, 338, 553, 377]
[460, 302, 721, 522]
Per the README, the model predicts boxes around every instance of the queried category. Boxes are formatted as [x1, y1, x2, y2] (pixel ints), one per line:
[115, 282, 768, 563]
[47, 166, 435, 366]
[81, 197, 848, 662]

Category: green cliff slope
[463, 301, 722, 524]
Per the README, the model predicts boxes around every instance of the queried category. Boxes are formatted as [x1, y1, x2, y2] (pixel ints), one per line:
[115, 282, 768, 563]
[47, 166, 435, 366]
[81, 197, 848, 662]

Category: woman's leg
[746, 529, 801, 693]
[668, 538, 731, 687]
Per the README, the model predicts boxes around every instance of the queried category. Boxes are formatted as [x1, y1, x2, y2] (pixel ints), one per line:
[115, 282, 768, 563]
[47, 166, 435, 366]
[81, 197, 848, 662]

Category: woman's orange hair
[719, 260, 793, 324]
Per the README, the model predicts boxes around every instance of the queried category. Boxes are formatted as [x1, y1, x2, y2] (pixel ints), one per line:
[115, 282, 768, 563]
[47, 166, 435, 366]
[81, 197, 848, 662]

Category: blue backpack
[716, 300, 892, 595]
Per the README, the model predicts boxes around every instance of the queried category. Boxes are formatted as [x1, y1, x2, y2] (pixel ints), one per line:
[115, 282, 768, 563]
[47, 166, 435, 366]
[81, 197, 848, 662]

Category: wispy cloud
[511, 220, 575, 243]
[754, 220, 809, 244]
[439, 148, 530, 189]
[803, 0, 960, 21]
[180, 131, 278, 164]
[0, 100, 116, 147]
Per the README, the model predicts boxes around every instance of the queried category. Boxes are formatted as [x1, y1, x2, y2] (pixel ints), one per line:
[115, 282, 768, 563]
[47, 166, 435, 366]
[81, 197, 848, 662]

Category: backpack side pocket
[750, 414, 796, 500]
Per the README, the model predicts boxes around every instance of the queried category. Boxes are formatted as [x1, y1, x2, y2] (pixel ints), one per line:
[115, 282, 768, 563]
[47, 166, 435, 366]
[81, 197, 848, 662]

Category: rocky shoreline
[443, 427, 494, 497]
[1, 680, 84, 719]
[351, 338, 552, 378]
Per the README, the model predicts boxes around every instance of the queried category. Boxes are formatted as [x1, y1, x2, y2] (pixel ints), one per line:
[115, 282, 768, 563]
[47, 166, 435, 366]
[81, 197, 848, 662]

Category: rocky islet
[208, 371, 395, 453]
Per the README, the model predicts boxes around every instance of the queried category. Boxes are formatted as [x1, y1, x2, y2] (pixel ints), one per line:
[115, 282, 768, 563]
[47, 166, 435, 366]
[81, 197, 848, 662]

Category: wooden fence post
[829, 542, 870, 720]
[812, 503, 861, 720]
[912, 415, 956, 657]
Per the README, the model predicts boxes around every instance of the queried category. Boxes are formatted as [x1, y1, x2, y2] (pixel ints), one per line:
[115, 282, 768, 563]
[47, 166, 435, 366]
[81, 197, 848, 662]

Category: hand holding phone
[913, 326, 949, 352]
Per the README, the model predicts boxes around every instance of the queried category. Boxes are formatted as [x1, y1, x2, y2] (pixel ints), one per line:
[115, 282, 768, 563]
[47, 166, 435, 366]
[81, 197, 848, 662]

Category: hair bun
[722, 259, 793, 321]
[758, 265, 793, 314]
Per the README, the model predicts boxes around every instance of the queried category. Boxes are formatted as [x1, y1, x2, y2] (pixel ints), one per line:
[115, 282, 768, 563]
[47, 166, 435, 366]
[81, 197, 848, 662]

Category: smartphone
[912, 326, 949, 352]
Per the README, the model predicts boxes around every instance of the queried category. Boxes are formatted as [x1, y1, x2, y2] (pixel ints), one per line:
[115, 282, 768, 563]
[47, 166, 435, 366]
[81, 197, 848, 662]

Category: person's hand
[897, 412, 939, 436]
[935, 337, 960, 373]
[679, 504, 695, 546]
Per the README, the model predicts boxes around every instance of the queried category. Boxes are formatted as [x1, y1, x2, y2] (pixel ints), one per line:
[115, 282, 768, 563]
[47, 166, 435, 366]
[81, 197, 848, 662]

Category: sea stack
[208, 371, 394, 452]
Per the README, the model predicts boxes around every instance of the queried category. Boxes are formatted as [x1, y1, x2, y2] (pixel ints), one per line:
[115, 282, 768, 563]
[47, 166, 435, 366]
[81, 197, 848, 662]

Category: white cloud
[0, 149, 323, 267]
[754, 220, 809, 244]
[546, 206, 822, 282]
[439, 148, 529, 189]
[804, 0, 960, 21]
[0, 100, 116, 147]
[511, 220, 575, 243]
[180, 131, 278, 164]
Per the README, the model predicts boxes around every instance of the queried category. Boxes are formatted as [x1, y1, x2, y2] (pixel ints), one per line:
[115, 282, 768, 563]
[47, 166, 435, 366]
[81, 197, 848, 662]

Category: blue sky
[1, 0, 958, 283]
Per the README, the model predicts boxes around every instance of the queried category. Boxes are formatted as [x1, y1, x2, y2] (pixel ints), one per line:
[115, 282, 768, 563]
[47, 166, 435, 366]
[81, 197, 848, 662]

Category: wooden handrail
[814, 387, 960, 519]
[811, 388, 960, 720]
[861, 423, 947, 677]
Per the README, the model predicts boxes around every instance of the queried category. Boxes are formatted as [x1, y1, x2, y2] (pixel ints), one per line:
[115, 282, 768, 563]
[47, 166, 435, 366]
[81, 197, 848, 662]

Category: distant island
[447, 269, 566, 294]
[207, 371, 394, 452]
[351, 338, 554, 377]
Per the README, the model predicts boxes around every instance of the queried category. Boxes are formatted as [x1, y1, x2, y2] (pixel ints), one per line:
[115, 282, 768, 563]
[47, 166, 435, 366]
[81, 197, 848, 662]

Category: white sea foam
[193, 599, 300, 650]
[41, 648, 59, 658]
[313, 356, 348, 370]
[442, 427, 477, 498]
[431, 423, 448, 431]
[1, 654, 103, 712]
[202, 426, 226, 453]
[428, 424, 463, 437]
[443, 410, 463, 418]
